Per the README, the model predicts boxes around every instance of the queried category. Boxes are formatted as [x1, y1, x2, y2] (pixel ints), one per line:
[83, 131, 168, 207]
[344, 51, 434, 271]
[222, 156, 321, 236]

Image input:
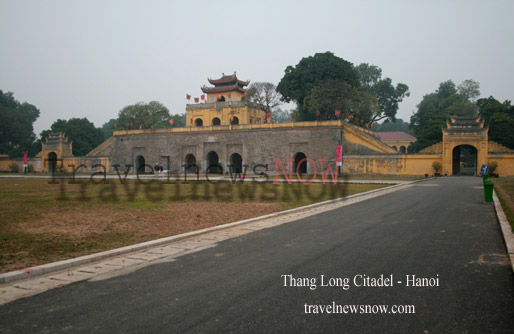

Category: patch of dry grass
[492, 177, 514, 231]
[0, 178, 387, 272]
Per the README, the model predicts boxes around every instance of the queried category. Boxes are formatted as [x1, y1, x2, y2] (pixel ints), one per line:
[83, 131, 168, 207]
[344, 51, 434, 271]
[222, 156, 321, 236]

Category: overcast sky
[1, 0, 513, 136]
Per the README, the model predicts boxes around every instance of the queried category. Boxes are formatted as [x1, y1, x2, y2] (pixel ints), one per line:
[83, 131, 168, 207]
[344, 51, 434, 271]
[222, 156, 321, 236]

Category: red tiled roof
[201, 84, 247, 94]
[375, 131, 416, 141]
[208, 73, 250, 86]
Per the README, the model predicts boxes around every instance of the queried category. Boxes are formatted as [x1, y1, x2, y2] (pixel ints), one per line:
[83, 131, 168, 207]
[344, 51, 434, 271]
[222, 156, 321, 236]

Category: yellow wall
[488, 153, 514, 176]
[342, 154, 442, 176]
[3, 120, 513, 176]
[205, 91, 245, 103]
[185, 101, 267, 127]
[382, 139, 413, 153]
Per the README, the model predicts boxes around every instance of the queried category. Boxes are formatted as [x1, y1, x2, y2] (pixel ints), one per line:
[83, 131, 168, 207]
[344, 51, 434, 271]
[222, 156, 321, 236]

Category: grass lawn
[492, 177, 514, 232]
[0, 177, 389, 273]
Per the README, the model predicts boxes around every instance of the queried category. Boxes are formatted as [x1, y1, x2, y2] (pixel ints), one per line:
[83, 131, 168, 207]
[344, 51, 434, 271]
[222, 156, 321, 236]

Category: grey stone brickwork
[111, 125, 386, 176]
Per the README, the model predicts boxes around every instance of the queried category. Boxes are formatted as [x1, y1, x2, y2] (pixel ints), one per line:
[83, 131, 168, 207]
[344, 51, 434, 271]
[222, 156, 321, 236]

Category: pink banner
[336, 145, 342, 162]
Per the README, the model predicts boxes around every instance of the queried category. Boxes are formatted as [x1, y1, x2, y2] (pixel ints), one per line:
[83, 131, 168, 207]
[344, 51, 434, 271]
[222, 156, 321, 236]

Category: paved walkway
[1, 177, 513, 333]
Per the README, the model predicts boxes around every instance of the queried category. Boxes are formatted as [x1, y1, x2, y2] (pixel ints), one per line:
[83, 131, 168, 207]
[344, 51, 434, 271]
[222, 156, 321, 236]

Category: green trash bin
[483, 180, 494, 203]
[482, 174, 489, 183]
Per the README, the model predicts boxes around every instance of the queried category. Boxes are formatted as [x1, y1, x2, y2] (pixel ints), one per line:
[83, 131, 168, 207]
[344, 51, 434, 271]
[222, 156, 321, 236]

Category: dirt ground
[17, 202, 282, 239]
[1, 201, 283, 272]
[0, 178, 386, 272]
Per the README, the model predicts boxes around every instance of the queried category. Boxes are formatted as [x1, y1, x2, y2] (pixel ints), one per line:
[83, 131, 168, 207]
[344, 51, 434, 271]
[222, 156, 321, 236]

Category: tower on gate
[185, 72, 267, 127]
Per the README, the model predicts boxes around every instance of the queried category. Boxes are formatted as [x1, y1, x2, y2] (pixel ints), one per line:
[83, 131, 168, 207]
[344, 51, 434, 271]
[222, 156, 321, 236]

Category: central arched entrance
[452, 145, 477, 176]
[48, 152, 57, 173]
[185, 154, 197, 173]
[207, 151, 220, 173]
[194, 118, 203, 127]
[136, 155, 146, 174]
[212, 117, 221, 126]
[230, 153, 243, 173]
[294, 152, 307, 175]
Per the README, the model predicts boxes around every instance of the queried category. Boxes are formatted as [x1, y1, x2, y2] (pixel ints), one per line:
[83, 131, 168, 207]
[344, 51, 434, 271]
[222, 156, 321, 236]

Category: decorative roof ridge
[207, 72, 250, 86]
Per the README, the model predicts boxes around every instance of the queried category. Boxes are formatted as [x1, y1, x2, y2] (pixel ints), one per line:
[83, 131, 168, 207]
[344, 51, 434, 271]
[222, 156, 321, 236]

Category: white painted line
[0, 181, 418, 285]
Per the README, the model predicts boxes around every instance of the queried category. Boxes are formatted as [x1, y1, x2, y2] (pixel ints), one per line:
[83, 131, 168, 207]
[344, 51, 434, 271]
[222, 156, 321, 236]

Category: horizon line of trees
[2, 51, 513, 158]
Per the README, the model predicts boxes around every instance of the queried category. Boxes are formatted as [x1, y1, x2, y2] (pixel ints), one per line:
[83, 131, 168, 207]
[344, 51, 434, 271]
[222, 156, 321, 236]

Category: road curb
[492, 190, 514, 274]
[0, 181, 417, 284]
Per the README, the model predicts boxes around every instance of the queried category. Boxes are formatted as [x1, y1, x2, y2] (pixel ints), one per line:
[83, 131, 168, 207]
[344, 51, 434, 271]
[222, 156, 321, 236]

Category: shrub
[27, 164, 34, 172]
[8, 162, 19, 173]
[432, 161, 442, 173]
[489, 161, 498, 173]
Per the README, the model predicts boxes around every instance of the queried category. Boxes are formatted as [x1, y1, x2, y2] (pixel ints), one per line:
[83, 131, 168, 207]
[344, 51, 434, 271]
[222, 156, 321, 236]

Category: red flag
[194, 97, 199, 103]
[266, 112, 271, 118]
[366, 123, 369, 128]
[335, 110, 341, 117]
[186, 94, 191, 100]
[201, 95, 205, 100]
[343, 112, 347, 118]
[371, 123, 374, 129]
[169, 119, 174, 126]
[114, 122, 117, 128]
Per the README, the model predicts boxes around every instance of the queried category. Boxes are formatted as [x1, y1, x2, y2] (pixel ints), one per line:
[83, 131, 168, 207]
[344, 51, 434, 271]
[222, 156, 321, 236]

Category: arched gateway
[452, 145, 478, 176]
[442, 116, 488, 176]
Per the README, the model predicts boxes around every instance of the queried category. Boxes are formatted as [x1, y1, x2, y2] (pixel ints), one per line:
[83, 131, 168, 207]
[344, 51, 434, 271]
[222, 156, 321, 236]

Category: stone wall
[111, 125, 347, 175]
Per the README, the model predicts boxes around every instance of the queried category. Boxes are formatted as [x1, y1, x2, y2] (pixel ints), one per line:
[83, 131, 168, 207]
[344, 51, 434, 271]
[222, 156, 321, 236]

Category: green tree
[277, 52, 359, 120]
[409, 80, 480, 151]
[246, 82, 282, 113]
[41, 118, 104, 156]
[304, 78, 379, 124]
[477, 96, 514, 149]
[408, 119, 447, 152]
[489, 112, 514, 149]
[116, 101, 171, 130]
[271, 108, 291, 123]
[101, 118, 117, 138]
[374, 118, 410, 132]
[0, 90, 40, 157]
[169, 113, 186, 128]
[356, 63, 410, 123]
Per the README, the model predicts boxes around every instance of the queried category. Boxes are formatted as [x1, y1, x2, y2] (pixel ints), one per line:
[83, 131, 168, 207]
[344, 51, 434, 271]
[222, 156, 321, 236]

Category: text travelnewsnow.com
[282, 274, 440, 315]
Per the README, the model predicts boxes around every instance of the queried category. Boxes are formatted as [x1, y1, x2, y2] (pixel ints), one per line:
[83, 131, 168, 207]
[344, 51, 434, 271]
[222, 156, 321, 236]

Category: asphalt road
[1, 177, 513, 333]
